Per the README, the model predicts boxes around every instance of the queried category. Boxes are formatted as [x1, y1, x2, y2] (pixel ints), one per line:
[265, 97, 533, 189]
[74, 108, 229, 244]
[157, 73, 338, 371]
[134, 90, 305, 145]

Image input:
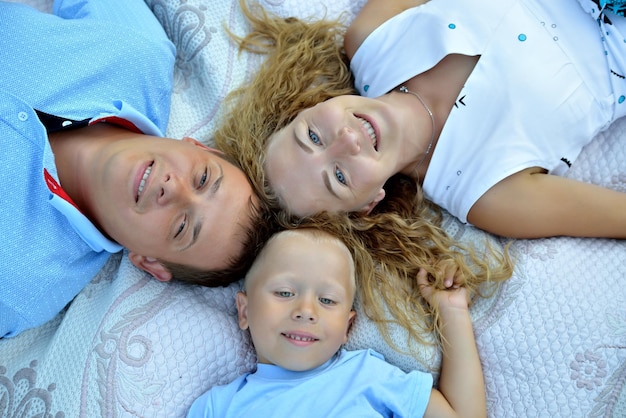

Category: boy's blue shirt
[188, 349, 433, 417]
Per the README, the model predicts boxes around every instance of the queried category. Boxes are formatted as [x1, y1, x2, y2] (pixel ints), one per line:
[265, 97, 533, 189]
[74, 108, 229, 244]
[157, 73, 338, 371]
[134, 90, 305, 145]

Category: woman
[216, 0, 513, 349]
[215, 0, 626, 239]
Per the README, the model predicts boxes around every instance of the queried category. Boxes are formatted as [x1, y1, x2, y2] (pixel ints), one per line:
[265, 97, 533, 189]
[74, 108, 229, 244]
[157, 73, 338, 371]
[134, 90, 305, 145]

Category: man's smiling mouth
[136, 162, 153, 202]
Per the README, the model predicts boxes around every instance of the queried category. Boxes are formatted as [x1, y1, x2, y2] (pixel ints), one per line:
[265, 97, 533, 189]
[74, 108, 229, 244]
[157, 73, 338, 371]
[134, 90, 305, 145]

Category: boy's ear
[128, 252, 173, 282]
[362, 189, 386, 215]
[236, 291, 250, 330]
[344, 311, 357, 344]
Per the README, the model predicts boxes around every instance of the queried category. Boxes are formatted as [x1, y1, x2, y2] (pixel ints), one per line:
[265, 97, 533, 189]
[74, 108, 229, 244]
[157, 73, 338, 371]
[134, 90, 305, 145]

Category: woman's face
[265, 95, 404, 216]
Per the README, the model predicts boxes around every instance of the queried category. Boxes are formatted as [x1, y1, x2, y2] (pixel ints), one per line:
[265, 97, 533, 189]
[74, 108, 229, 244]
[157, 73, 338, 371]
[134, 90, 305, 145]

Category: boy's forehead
[247, 229, 356, 293]
[260, 229, 351, 268]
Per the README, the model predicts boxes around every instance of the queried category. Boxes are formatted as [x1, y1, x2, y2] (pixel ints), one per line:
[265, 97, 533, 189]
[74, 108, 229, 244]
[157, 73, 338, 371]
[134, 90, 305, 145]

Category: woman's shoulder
[344, 0, 427, 59]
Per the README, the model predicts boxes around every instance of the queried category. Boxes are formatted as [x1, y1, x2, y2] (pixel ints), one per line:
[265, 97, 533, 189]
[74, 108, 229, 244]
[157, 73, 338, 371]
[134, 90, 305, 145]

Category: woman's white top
[351, 0, 626, 222]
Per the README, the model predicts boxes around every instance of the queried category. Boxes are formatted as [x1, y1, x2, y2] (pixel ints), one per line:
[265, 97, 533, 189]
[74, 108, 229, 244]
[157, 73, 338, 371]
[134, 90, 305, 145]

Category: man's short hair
[161, 199, 277, 287]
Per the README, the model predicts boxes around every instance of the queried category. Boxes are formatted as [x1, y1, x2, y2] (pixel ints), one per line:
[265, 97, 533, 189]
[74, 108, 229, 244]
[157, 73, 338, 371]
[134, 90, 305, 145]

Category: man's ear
[236, 291, 250, 330]
[128, 252, 173, 282]
[182, 136, 214, 151]
[361, 188, 386, 215]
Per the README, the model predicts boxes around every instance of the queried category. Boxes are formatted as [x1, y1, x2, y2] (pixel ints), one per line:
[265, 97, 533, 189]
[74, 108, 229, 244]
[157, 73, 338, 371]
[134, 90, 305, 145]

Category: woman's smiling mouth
[357, 116, 378, 150]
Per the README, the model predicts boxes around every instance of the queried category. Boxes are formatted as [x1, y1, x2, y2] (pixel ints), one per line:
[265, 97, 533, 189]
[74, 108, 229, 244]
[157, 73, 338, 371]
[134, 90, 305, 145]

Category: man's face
[86, 135, 257, 279]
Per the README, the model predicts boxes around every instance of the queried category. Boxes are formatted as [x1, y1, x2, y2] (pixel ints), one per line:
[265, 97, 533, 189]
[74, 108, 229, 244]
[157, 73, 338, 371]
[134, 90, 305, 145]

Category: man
[0, 0, 268, 338]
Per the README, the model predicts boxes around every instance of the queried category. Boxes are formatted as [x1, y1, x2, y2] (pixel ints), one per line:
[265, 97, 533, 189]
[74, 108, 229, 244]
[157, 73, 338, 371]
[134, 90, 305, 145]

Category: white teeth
[284, 333, 316, 342]
[358, 117, 377, 149]
[137, 164, 152, 199]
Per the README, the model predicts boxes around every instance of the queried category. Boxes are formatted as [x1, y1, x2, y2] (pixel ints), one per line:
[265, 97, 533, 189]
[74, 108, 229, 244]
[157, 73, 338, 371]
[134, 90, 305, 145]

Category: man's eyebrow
[211, 165, 224, 193]
[294, 131, 313, 154]
[181, 222, 202, 252]
[322, 171, 340, 199]
[181, 162, 223, 252]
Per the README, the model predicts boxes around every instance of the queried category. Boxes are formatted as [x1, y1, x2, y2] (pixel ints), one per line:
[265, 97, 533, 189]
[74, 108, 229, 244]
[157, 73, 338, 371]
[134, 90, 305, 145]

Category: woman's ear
[362, 188, 386, 215]
[128, 252, 173, 282]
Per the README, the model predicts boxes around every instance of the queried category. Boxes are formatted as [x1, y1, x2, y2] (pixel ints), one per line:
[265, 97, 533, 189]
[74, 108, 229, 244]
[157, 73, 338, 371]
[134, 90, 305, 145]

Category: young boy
[187, 228, 487, 418]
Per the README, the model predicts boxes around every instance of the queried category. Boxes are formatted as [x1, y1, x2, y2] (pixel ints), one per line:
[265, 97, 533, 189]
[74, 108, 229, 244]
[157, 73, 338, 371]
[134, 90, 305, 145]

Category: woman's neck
[398, 53, 479, 182]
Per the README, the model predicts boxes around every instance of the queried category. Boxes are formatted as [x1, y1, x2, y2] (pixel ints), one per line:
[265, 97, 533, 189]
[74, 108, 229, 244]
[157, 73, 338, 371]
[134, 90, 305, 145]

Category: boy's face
[237, 230, 356, 371]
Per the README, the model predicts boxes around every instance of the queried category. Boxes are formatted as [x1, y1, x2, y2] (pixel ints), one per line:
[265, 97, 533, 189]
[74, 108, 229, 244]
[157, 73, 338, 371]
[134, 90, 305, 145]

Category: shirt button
[18, 111, 28, 121]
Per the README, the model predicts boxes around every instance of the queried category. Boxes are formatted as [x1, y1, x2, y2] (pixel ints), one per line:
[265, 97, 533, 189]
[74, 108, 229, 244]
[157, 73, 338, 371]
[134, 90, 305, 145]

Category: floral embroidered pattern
[571, 350, 608, 390]
[149, 0, 213, 92]
[0, 360, 63, 418]
[589, 360, 626, 417]
[79, 279, 177, 417]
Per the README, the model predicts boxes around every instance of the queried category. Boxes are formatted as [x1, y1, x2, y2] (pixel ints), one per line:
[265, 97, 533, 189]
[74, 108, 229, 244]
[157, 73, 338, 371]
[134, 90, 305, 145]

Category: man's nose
[158, 173, 192, 205]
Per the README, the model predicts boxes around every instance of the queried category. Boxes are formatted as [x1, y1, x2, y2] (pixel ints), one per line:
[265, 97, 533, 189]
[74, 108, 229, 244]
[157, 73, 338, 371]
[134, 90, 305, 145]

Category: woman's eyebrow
[294, 131, 313, 154]
[323, 171, 340, 198]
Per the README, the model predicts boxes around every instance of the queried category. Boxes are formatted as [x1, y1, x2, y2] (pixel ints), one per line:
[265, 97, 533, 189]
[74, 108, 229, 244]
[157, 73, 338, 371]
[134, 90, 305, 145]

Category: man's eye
[335, 167, 346, 185]
[276, 291, 294, 298]
[319, 297, 335, 305]
[308, 129, 321, 145]
[198, 168, 207, 189]
[174, 216, 186, 239]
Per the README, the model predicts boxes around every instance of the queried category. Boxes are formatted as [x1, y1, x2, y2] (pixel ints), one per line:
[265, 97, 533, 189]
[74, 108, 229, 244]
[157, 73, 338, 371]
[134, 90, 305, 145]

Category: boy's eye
[276, 291, 294, 298]
[319, 297, 335, 305]
[335, 167, 346, 185]
[308, 129, 321, 145]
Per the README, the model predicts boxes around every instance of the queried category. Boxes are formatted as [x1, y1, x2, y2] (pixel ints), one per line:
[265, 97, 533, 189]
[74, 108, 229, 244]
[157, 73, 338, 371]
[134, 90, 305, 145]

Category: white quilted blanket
[1, 1, 625, 417]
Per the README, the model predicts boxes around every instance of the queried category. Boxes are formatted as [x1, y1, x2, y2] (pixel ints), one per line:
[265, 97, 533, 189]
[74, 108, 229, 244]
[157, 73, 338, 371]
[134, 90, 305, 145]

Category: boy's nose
[292, 300, 317, 323]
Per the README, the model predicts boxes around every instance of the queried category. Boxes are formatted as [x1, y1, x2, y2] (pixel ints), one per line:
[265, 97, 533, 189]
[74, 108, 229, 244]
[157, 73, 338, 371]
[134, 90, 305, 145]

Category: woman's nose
[330, 127, 360, 156]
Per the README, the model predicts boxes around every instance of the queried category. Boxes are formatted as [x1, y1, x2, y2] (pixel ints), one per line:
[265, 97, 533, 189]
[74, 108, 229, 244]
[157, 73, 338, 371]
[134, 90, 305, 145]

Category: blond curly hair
[214, 1, 355, 208]
[275, 190, 513, 351]
[214, 1, 513, 351]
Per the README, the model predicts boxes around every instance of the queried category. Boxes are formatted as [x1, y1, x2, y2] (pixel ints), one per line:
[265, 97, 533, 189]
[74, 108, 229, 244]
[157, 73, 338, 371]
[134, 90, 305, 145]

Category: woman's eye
[335, 167, 346, 185]
[198, 168, 207, 189]
[319, 297, 335, 305]
[174, 216, 186, 239]
[276, 291, 294, 298]
[308, 129, 321, 145]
